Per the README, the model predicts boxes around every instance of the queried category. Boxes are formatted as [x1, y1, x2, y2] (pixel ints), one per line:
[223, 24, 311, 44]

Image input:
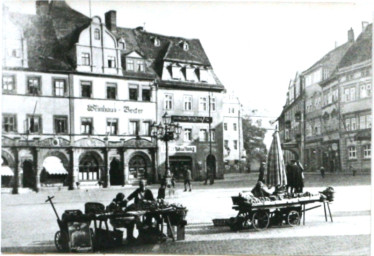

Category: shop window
[106, 118, 118, 135]
[81, 81, 92, 98]
[2, 114, 17, 133]
[348, 146, 357, 159]
[184, 95, 192, 111]
[108, 56, 116, 68]
[106, 83, 117, 99]
[142, 88, 151, 101]
[54, 116, 68, 134]
[81, 117, 93, 135]
[129, 85, 138, 100]
[82, 53, 90, 66]
[27, 115, 42, 134]
[2, 75, 16, 93]
[184, 128, 192, 142]
[54, 79, 66, 96]
[363, 144, 371, 159]
[27, 76, 41, 95]
[79, 155, 99, 181]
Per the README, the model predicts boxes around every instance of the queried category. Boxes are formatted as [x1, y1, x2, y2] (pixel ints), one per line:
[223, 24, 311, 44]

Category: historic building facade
[1, 0, 225, 191]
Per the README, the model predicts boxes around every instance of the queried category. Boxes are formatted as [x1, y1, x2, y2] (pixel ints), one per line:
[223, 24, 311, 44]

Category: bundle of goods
[320, 187, 335, 202]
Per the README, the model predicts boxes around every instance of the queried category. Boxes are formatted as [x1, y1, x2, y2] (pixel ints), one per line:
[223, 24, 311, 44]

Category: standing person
[157, 180, 166, 200]
[204, 167, 210, 185]
[258, 162, 265, 183]
[286, 162, 293, 193]
[320, 166, 325, 178]
[289, 160, 299, 194]
[184, 168, 192, 192]
[296, 161, 305, 193]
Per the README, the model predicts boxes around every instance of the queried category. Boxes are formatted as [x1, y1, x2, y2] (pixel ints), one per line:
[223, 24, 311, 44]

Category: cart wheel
[55, 231, 68, 252]
[287, 210, 301, 226]
[252, 211, 270, 231]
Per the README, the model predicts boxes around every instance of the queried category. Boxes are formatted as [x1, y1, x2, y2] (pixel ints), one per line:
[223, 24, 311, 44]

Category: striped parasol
[266, 130, 287, 187]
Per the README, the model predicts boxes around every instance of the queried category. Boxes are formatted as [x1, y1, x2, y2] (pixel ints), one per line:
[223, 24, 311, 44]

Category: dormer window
[94, 28, 100, 40]
[108, 56, 116, 68]
[119, 41, 126, 50]
[154, 38, 160, 47]
[126, 58, 134, 71]
[136, 60, 145, 72]
[183, 42, 189, 51]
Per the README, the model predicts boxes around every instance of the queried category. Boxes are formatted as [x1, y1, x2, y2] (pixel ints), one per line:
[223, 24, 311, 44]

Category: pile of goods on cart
[46, 195, 188, 253]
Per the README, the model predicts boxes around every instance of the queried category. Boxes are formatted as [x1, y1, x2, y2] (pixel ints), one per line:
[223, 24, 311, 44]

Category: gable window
[184, 128, 192, 142]
[106, 118, 118, 135]
[200, 68, 208, 82]
[2, 75, 16, 93]
[82, 53, 90, 66]
[142, 88, 151, 102]
[199, 129, 207, 142]
[154, 38, 160, 47]
[81, 81, 92, 98]
[54, 116, 68, 134]
[2, 114, 17, 133]
[54, 79, 66, 96]
[126, 59, 134, 71]
[27, 115, 42, 134]
[210, 97, 216, 111]
[106, 83, 117, 99]
[199, 97, 207, 111]
[164, 94, 173, 110]
[184, 95, 192, 110]
[129, 85, 138, 101]
[108, 56, 116, 68]
[180, 67, 187, 80]
[170, 66, 182, 80]
[183, 42, 189, 51]
[119, 41, 126, 50]
[94, 28, 100, 40]
[363, 144, 371, 159]
[348, 146, 357, 159]
[136, 60, 145, 72]
[81, 117, 93, 134]
[27, 77, 41, 95]
[129, 121, 139, 135]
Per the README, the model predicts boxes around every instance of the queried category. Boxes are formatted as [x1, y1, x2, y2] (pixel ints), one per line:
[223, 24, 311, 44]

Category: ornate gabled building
[1, 0, 225, 192]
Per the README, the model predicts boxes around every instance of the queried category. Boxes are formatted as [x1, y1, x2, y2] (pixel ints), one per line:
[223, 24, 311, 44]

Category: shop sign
[171, 115, 212, 123]
[87, 104, 144, 114]
[161, 145, 196, 153]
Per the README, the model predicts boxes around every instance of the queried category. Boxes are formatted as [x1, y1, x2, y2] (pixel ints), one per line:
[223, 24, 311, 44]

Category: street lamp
[151, 112, 182, 178]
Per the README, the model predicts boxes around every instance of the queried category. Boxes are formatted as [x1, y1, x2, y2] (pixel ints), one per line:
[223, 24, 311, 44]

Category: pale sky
[3, 0, 374, 147]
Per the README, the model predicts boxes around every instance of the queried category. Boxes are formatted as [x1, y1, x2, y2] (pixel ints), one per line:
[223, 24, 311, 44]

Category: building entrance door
[207, 154, 216, 179]
[22, 159, 35, 188]
[169, 156, 192, 181]
[109, 157, 123, 186]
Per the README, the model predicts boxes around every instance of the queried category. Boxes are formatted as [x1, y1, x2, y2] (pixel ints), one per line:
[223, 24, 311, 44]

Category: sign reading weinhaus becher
[171, 116, 212, 123]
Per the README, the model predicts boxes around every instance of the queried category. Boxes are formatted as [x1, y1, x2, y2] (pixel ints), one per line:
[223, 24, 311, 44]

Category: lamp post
[151, 112, 182, 178]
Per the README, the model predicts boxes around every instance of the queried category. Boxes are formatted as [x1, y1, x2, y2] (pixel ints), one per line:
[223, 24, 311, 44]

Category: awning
[1, 166, 14, 176]
[43, 157, 68, 175]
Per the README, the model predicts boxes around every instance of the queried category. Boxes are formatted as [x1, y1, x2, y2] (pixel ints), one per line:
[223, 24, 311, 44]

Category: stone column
[11, 148, 19, 194]
[68, 148, 74, 190]
[150, 148, 157, 183]
[118, 148, 125, 186]
[34, 148, 41, 192]
[103, 148, 109, 188]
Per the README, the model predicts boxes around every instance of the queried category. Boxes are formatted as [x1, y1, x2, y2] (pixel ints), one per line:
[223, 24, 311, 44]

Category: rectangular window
[350, 87, 356, 101]
[82, 53, 90, 66]
[2, 114, 17, 133]
[126, 58, 134, 71]
[81, 81, 92, 98]
[184, 128, 192, 141]
[363, 144, 371, 159]
[27, 115, 42, 134]
[2, 75, 16, 93]
[27, 77, 41, 95]
[211, 129, 216, 142]
[224, 123, 227, 131]
[106, 83, 117, 99]
[142, 121, 151, 136]
[351, 117, 357, 130]
[53, 79, 66, 96]
[199, 97, 207, 111]
[54, 116, 68, 134]
[210, 97, 216, 111]
[184, 95, 192, 111]
[345, 118, 351, 131]
[106, 118, 118, 135]
[233, 123, 237, 131]
[233, 140, 238, 150]
[129, 85, 138, 101]
[136, 60, 145, 72]
[108, 56, 116, 68]
[129, 121, 139, 135]
[344, 88, 350, 102]
[224, 140, 229, 148]
[81, 118, 93, 135]
[199, 129, 207, 142]
[165, 94, 173, 110]
[348, 146, 357, 159]
[360, 115, 366, 129]
[367, 114, 372, 128]
[142, 88, 151, 102]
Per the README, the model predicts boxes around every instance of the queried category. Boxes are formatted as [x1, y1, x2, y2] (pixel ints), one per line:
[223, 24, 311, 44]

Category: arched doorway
[41, 156, 68, 186]
[109, 157, 123, 186]
[207, 154, 216, 179]
[79, 154, 100, 181]
[129, 155, 147, 181]
[22, 159, 35, 188]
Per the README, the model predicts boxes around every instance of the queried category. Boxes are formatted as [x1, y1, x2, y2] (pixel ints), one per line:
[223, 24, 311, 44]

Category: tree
[242, 116, 267, 172]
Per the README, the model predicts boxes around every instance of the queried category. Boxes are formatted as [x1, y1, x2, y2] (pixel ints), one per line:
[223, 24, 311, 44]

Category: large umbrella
[266, 130, 287, 187]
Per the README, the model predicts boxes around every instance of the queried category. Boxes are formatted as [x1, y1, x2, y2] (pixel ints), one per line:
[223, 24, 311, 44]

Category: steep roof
[338, 24, 372, 68]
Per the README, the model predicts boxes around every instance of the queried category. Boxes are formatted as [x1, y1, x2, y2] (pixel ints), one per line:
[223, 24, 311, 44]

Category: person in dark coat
[320, 166, 325, 178]
[184, 168, 192, 192]
[157, 180, 166, 200]
[258, 162, 266, 183]
[289, 160, 299, 194]
[296, 161, 305, 193]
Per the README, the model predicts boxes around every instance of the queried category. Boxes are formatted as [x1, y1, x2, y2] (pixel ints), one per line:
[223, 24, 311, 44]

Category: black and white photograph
[1, 0, 373, 255]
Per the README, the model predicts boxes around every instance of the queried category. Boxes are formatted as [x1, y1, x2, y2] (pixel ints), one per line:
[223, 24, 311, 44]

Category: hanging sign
[171, 115, 212, 123]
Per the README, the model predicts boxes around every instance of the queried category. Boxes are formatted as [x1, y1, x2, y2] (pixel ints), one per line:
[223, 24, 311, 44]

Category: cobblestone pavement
[1, 173, 371, 255]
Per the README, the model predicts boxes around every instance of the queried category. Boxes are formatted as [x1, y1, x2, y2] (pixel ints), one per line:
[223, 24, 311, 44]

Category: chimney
[348, 28, 354, 43]
[36, 0, 49, 16]
[105, 10, 117, 34]
[362, 21, 369, 31]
